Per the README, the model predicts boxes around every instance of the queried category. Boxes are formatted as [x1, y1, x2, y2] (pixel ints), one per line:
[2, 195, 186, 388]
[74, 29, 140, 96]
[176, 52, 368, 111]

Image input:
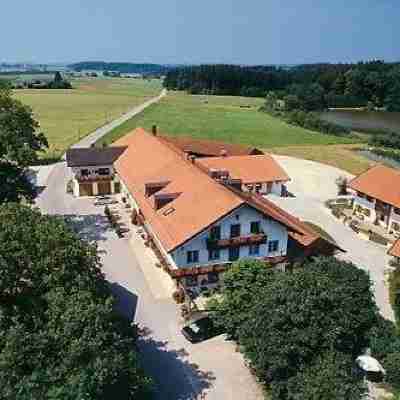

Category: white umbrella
[356, 355, 386, 374]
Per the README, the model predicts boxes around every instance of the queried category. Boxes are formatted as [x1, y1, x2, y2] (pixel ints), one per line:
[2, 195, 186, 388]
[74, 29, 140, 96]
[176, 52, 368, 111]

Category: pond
[320, 110, 400, 134]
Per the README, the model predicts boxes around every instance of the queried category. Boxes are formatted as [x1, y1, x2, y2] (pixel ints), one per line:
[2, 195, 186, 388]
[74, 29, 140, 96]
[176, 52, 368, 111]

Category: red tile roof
[196, 155, 290, 184]
[113, 128, 244, 252]
[158, 135, 262, 157]
[349, 165, 400, 209]
[113, 128, 341, 256]
[388, 239, 400, 258]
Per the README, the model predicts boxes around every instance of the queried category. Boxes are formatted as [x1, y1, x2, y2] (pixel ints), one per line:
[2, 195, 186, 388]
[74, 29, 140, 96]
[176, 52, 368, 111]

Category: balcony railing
[206, 233, 267, 249]
[77, 174, 115, 183]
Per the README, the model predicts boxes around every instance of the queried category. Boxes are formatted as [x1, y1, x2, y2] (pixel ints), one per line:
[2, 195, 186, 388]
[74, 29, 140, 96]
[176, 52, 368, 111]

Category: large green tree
[0, 85, 48, 167]
[0, 204, 152, 399]
[207, 259, 274, 339]
[238, 257, 377, 385]
[210, 257, 378, 400]
[0, 83, 48, 203]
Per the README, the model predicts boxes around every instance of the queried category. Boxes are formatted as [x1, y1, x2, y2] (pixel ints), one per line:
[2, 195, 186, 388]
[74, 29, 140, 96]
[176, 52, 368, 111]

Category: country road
[71, 88, 167, 149]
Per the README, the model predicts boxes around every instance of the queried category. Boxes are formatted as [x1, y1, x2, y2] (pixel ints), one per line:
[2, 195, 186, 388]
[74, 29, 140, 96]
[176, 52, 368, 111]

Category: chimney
[220, 149, 227, 157]
[152, 125, 157, 136]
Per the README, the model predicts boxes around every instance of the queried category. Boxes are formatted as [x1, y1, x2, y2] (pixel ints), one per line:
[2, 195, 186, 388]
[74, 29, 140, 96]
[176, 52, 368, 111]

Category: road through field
[71, 88, 166, 149]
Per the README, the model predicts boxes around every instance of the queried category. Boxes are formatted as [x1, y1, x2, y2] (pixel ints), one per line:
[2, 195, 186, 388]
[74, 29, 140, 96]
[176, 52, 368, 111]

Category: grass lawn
[96, 91, 360, 149]
[14, 77, 162, 159]
[268, 144, 374, 175]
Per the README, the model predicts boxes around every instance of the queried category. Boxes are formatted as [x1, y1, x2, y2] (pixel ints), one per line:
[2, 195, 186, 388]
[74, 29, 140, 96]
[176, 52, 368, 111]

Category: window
[210, 225, 221, 240]
[207, 272, 219, 284]
[185, 275, 198, 287]
[208, 249, 220, 261]
[98, 168, 110, 176]
[229, 247, 240, 261]
[249, 244, 260, 255]
[394, 208, 400, 216]
[357, 192, 365, 199]
[230, 224, 241, 238]
[187, 250, 199, 264]
[255, 184, 262, 193]
[81, 169, 90, 176]
[268, 240, 279, 253]
[250, 221, 260, 234]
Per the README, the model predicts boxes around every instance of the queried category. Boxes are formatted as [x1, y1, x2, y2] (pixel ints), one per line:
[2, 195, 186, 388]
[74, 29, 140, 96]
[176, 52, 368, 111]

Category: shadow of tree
[109, 282, 138, 322]
[59, 214, 113, 242]
[138, 333, 216, 400]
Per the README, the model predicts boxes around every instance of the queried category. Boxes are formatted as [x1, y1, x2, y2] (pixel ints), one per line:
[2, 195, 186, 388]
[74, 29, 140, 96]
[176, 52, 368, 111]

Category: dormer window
[154, 192, 181, 210]
[144, 181, 170, 197]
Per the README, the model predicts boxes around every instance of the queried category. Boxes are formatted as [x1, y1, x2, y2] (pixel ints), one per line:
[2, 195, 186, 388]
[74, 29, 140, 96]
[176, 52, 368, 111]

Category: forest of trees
[69, 61, 171, 75]
[164, 61, 400, 111]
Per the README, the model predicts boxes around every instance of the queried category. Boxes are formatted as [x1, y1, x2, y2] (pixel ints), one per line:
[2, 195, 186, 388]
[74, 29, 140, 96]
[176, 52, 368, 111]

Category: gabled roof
[196, 155, 290, 184]
[349, 165, 400, 209]
[113, 128, 342, 255]
[113, 128, 244, 251]
[66, 147, 127, 167]
[158, 135, 263, 157]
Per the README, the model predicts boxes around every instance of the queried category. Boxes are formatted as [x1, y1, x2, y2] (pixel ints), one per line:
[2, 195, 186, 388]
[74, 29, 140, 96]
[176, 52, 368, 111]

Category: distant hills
[68, 61, 171, 75]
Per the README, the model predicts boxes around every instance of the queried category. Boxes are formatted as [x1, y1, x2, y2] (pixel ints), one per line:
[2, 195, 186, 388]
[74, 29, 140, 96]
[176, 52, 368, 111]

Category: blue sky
[2, 0, 398, 64]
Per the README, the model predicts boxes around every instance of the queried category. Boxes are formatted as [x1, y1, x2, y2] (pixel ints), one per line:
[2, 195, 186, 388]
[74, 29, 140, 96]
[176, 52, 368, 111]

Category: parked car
[181, 316, 223, 343]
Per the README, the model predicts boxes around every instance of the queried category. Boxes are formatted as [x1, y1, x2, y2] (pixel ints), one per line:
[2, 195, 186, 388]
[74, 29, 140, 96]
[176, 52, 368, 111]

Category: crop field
[97, 91, 360, 149]
[14, 77, 162, 159]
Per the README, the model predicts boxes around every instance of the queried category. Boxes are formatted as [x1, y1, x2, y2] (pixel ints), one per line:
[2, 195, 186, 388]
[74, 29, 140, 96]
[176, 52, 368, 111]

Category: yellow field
[14, 77, 162, 159]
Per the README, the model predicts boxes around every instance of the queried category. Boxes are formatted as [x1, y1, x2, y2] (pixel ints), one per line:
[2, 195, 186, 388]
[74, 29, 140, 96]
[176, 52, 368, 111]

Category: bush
[384, 352, 400, 390]
[369, 231, 389, 246]
[172, 289, 185, 304]
[335, 176, 349, 195]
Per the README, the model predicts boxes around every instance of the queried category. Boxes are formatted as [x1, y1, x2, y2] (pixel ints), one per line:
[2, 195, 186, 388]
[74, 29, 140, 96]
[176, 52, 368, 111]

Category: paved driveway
[271, 155, 394, 321]
[36, 162, 263, 400]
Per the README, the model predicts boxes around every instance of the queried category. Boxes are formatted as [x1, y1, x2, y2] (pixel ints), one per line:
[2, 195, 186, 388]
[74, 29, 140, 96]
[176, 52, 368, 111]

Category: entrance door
[229, 247, 240, 262]
[79, 183, 94, 197]
[98, 181, 111, 195]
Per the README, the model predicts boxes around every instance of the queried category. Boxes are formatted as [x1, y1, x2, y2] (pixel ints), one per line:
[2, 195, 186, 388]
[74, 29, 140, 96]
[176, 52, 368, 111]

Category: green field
[14, 77, 162, 159]
[97, 91, 360, 148]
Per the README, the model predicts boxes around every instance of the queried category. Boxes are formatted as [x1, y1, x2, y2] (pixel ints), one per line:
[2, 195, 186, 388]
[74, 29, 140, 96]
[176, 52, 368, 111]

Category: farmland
[97, 91, 360, 148]
[13, 77, 162, 159]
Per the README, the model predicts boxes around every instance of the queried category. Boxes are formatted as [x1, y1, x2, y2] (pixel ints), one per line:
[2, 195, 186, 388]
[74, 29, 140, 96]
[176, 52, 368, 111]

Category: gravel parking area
[271, 155, 394, 321]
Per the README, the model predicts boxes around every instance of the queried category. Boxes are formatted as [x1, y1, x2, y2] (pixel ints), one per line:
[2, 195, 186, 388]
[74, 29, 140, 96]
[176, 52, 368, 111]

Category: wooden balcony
[77, 174, 114, 183]
[206, 233, 267, 249]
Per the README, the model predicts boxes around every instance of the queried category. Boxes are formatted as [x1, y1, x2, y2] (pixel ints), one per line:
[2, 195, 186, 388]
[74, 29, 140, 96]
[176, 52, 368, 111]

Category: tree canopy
[0, 85, 48, 203]
[164, 61, 400, 110]
[0, 204, 152, 399]
[0, 86, 48, 167]
[209, 257, 379, 400]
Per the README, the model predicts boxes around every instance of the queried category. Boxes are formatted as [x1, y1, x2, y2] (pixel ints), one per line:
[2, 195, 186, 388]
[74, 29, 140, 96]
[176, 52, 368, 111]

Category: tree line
[69, 61, 171, 75]
[0, 82, 152, 399]
[164, 61, 400, 111]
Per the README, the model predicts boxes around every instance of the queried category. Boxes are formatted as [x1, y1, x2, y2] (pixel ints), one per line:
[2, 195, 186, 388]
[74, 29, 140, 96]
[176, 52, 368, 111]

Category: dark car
[181, 316, 223, 343]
